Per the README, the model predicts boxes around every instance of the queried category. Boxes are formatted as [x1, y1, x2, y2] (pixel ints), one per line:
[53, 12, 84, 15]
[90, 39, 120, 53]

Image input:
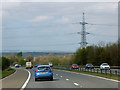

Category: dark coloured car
[15, 64, 20, 68]
[34, 65, 37, 67]
[85, 64, 94, 69]
[72, 64, 79, 69]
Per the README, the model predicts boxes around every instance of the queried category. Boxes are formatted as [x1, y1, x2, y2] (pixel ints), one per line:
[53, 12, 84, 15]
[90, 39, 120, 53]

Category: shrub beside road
[1, 69, 15, 79]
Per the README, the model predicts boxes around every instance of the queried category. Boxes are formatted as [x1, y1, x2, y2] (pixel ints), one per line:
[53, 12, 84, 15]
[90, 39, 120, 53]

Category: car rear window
[38, 67, 50, 70]
[87, 64, 93, 66]
[102, 63, 108, 66]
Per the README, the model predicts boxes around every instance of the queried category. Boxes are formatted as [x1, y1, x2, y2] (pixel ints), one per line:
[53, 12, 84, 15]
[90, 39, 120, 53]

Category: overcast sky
[1, 2, 118, 52]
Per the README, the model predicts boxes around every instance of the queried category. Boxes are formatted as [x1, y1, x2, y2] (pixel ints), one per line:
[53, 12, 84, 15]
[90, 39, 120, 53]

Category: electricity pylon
[79, 12, 89, 48]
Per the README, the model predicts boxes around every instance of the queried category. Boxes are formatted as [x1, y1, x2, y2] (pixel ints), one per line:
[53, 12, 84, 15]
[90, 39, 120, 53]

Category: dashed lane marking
[74, 83, 79, 86]
[66, 79, 69, 81]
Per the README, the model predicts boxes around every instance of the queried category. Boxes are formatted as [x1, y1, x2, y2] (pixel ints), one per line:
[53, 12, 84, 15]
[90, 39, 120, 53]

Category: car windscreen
[72, 64, 77, 66]
[38, 67, 50, 70]
[102, 64, 108, 66]
[87, 64, 93, 66]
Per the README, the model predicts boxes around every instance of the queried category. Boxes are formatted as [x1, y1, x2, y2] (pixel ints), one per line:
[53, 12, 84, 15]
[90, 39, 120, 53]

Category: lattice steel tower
[79, 12, 89, 48]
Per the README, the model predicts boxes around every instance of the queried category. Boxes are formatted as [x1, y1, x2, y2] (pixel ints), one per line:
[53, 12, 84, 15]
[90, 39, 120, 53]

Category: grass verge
[53, 68, 120, 81]
[1, 69, 16, 79]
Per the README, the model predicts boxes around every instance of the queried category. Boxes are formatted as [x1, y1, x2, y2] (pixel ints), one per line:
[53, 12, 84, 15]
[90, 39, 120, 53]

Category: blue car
[35, 65, 53, 81]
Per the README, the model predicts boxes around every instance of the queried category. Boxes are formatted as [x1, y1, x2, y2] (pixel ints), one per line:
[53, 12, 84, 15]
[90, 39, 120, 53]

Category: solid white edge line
[20, 69, 31, 90]
[55, 69, 120, 83]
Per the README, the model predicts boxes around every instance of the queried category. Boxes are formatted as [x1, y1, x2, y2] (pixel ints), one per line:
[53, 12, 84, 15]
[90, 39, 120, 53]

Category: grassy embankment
[54, 68, 120, 81]
[0, 69, 16, 79]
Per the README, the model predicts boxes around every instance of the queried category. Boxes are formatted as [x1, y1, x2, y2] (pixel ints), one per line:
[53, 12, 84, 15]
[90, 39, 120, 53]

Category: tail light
[36, 69, 38, 72]
[50, 69, 52, 72]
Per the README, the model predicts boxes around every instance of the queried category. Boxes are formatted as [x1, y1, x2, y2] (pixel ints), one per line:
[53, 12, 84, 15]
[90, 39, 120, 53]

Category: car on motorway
[100, 63, 110, 70]
[48, 62, 53, 67]
[34, 65, 38, 67]
[72, 64, 79, 69]
[15, 64, 20, 68]
[35, 65, 53, 81]
[85, 64, 94, 69]
[26, 62, 33, 69]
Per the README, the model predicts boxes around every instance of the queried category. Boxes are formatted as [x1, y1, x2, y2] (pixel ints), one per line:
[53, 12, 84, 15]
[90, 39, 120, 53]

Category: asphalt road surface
[25, 68, 119, 88]
[2, 68, 29, 88]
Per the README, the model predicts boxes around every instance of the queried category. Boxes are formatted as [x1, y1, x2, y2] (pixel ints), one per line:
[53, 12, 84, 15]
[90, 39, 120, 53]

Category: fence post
[105, 69, 107, 75]
[100, 69, 102, 74]
[97, 69, 98, 73]
[115, 71, 117, 76]
[110, 70, 112, 76]
[91, 69, 92, 72]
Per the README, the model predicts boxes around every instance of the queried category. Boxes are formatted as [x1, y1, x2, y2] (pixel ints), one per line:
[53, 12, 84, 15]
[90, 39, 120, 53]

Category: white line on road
[56, 70, 120, 82]
[66, 79, 69, 81]
[20, 69, 31, 90]
[60, 76, 63, 77]
[56, 74, 58, 76]
[74, 83, 79, 86]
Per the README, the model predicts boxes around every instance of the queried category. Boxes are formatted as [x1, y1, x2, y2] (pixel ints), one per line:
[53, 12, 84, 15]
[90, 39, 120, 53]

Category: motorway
[1, 67, 119, 89]
[25, 68, 119, 88]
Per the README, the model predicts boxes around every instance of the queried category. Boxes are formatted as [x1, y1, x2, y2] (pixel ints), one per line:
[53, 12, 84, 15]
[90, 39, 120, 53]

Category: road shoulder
[2, 68, 29, 89]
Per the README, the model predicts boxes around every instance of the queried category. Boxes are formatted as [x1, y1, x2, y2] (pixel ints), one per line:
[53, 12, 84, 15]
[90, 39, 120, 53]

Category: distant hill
[2, 52, 74, 57]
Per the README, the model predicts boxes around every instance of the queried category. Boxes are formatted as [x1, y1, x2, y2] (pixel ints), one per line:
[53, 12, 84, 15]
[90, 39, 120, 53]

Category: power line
[73, 12, 89, 48]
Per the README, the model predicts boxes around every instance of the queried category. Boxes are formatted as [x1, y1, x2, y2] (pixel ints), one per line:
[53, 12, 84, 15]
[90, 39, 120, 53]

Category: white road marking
[60, 76, 63, 77]
[74, 83, 79, 86]
[20, 69, 31, 90]
[56, 74, 58, 76]
[56, 70, 120, 82]
[66, 79, 69, 81]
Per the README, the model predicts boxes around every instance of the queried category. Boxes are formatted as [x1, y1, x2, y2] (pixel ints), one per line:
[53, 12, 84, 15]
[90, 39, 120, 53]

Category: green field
[54, 68, 120, 81]
[1, 69, 16, 79]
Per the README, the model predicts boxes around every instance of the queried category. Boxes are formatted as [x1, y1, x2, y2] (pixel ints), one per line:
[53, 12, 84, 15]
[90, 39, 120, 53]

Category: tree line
[2, 40, 119, 70]
[74, 41, 119, 66]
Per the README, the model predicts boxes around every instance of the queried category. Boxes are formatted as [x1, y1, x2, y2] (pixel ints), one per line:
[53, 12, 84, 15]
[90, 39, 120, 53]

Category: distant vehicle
[34, 65, 38, 67]
[100, 63, 110, 70]
[35, 65, 53, 81]
[26, 62, 33, 69]
[85, 64, 94, 69]
[15, 64, 20, 68]
[48, 63, 53, 67]
[72, 64, 79, 69]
